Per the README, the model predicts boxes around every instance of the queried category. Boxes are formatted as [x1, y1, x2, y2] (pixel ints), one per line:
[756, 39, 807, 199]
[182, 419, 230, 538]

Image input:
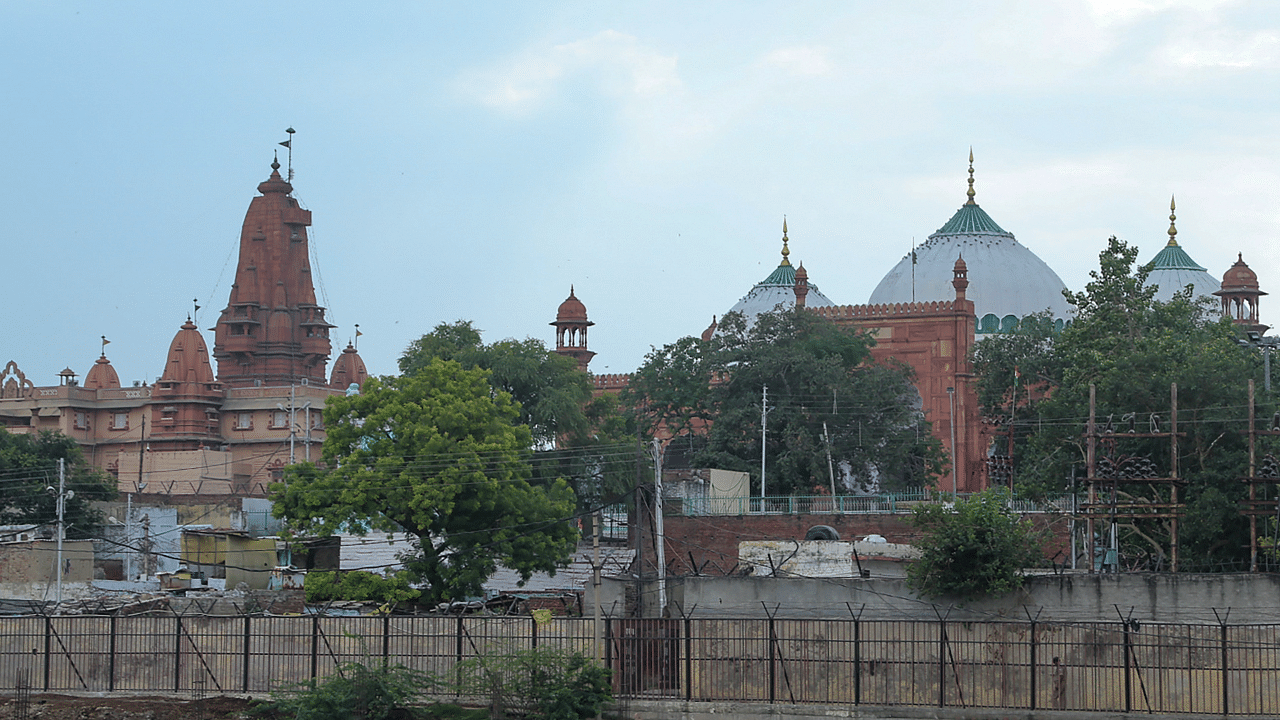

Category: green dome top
[934, 202, 1009, 236]
[1147, 241, 1207, 271]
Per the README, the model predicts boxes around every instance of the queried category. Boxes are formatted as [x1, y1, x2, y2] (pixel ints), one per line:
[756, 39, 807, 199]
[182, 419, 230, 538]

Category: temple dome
[868, 157, 1071, 334]
[727, 222, 835, 319]
[160, 319, 216, 384]
[84, 355, 121, 390]
[555, 287, 590, 323]
[330, 342, 369, 390]
[1143, 199, 1221, 304]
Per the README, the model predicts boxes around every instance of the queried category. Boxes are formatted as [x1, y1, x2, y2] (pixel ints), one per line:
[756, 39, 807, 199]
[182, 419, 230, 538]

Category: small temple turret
[330, 341, 369, 391]
[150, 318, 223, 447]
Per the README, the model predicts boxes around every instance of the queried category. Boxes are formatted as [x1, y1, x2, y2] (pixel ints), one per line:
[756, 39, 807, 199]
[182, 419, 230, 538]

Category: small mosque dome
[1220, 253, 1260, 292]
[555, 287, 591, 323]
[727, 220, 835, 320]
[868, 153, 1072, 334]
[84, 355, 121, 390]
[1143, 198, 1221, 304]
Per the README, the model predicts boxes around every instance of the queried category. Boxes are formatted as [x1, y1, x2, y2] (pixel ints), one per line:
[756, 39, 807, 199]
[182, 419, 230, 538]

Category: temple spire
[1167, 195, 1179, 246]
[965, 148, 977, 205]
[780, 217, 791, 266]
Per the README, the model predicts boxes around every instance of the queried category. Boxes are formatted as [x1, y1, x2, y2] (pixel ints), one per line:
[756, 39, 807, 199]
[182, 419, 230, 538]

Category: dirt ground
[0, 694, 258, 720]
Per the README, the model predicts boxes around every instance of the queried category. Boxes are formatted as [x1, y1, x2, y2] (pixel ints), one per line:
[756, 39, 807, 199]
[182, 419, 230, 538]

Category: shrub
[305, 570, 421, 604]
[907, 490, 1045, 600]
[259, 661, 436, 720]
[455, 647, 612, 720]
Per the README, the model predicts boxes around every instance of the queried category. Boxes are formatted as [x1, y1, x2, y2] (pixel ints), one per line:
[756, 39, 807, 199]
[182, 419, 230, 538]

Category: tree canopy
[399, 320, 639, 514]
[624, 307, 942, 496]
[0, 429, 116, 539]
[271, 359, 579, 604]
[972, 236, 1270, 571]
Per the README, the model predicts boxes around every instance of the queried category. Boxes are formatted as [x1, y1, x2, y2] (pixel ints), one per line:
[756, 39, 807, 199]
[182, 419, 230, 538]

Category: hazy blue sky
[4, 1, 1279, 384]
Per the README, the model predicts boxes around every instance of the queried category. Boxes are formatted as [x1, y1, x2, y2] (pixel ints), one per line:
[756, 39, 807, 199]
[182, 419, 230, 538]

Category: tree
[271, 359, 579, 605]
[624, 307, 943, 495]
[906, 490, 1044, 600]
[400, 321, 638, 516]
[0, 429, 116, 539]
[399, 321, 593, 447]
[972, 236, 1268, 570]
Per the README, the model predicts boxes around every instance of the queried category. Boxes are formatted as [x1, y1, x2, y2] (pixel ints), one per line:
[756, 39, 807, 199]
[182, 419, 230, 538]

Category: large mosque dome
[1143, 198, 1221, 304]
[868, 155, 1073, 334]
[727, 221, 835, 318]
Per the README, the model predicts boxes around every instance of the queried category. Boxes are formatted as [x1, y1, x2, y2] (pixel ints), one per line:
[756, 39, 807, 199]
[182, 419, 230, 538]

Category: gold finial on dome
[1167, 195, 1178, 246]
[965, 147, 977, 205]
[780, 216, 791, 266]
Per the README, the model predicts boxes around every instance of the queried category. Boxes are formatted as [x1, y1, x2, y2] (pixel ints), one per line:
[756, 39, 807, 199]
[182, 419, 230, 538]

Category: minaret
[551, 286, 596, 371]
[212, 157, 334, 387]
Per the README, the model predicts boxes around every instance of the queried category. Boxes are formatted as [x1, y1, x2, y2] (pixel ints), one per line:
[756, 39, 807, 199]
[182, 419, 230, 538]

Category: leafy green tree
[260, 661, 439, 720]
[0, 429, 116, 539]
[455, 647, 612, 720]
[972, 236, 1269, 570]
[906, 490, 1045, 600]
[400, 321, 639, 516]
[399, 321, 593, 446]
[272, 359, 579, 604]
[304, 570, 421, 605]
[625, 307, 943, 495]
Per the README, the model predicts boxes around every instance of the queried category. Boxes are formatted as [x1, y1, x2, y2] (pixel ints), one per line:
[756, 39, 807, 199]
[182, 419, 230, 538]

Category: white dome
[869, 201, 1072, 333]
[1142, 206, 1221, 304]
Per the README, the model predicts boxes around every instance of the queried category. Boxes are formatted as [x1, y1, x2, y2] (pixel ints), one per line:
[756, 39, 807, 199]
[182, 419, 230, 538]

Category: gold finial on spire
[1167, 195, 1178, 246]
[780, 216, 791, 266]
[965, 147, 977, 205]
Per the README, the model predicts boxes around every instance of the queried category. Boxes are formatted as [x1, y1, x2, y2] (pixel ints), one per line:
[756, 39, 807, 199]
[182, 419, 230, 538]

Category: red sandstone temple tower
[212, 158, 334, 387]
[150, 319, 224, 450]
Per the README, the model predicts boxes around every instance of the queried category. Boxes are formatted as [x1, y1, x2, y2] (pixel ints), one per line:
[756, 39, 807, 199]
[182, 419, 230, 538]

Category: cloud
[1083, 0, 1238, 26]
[760, 46, 833, 76]
[1160, 29, 1280, 68]
[462, 30, 681, 111]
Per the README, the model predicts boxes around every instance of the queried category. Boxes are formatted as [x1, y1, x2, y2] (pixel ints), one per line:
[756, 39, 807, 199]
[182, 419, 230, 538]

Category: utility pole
[289, 384, 296, 464]
[592, 507, 602, 664]
[947, 386, 957, 497]
[823, 421, 837, 500]
[650, 439, 666, 615]
[760, 385, 768, 499]
[54, 459, 68, 607]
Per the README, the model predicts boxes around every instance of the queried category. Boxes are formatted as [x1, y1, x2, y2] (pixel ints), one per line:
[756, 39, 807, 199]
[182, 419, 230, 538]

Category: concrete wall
[0, 539, 95, 601]
[607, 572, 1280, 624]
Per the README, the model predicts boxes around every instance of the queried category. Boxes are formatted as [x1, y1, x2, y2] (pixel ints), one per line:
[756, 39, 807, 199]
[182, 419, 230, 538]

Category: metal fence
[673, 491, 1074, 517]
[0, 614, 1277, 714]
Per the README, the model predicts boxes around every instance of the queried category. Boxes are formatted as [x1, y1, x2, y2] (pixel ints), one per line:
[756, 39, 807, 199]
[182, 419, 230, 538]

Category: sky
[4, 0, 1280, 385]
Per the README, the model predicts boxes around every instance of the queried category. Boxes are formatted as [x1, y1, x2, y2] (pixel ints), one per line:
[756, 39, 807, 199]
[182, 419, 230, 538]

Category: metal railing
[1, 614, 1277, 715]
[669, 490, 1074, 517]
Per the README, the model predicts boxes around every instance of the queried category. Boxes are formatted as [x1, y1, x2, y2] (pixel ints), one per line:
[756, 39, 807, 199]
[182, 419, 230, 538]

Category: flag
[102, 337, 111, 345]
[279, 140, 291, 148]
[355, 328, 363, 337]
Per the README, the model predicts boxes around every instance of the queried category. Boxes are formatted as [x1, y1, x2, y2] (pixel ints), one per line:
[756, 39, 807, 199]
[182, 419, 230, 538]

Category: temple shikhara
[0, 157, 367, 498]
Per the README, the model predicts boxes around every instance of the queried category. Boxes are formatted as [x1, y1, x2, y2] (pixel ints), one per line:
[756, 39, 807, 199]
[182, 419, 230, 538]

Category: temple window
[235, 412, 253, 430]
[111, 412, 129, 431]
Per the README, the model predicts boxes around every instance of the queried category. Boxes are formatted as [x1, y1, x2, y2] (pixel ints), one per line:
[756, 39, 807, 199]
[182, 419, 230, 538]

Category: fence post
[310, 615, 319, 681]
[455, 614, 464, 695]
[1122, 619, 1132, 713]
[107, 615, 116, 692]
[846, 603, 864, 706]
[531, 614, 539, 649]
[683, 611, 692, 701]
[42, 616, 51, 690]
[174, 616, 183, 692]
[242, 615, 251, 692]
[382, 614, 391, 668]
[764, 605, 777, 704]
[1028, 618, 1037, 710]
[938, 618, 947, 708]
[604, 616, 613, 679]
[1213, 609, 1231, 716]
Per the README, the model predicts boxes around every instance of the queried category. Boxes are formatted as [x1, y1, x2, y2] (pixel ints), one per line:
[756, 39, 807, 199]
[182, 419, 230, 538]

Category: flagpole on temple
[281, 127, 296, 183]
[355, 324, 362, 351]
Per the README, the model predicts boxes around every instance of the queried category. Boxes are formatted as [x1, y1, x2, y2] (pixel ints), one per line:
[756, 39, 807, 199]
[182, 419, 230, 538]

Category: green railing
[668, 490, 1075, 516]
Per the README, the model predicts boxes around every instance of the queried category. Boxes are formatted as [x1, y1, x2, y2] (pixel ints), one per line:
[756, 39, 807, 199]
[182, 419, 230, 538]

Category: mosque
[563, 155, 1269, 492]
